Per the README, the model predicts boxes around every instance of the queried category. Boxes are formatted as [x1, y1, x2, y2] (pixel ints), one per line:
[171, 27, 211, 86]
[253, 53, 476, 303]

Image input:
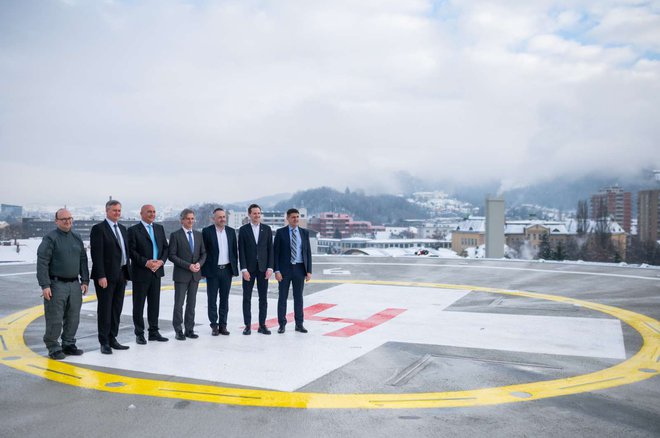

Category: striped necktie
[290, 228, 297, 264]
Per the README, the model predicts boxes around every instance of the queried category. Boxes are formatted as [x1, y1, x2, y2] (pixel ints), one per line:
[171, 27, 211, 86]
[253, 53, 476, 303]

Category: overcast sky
[1, 0, 659, 208]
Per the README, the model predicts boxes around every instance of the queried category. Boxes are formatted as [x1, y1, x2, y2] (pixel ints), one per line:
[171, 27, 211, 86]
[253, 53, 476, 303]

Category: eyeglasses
[57, 217, 73, 222]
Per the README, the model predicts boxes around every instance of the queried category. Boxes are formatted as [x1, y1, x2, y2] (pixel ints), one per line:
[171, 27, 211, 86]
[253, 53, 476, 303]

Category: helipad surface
[1, 257, 659, 437]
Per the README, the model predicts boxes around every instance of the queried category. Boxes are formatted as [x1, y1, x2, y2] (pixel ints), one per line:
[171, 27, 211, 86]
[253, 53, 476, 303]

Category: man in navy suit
[169, 208, 207, 340]
[90, 199, 131, 354]
[202, 208, 238, 336]
[274, 208, 312, 334]
[127, 204, 169, 345]
[238, 204, 273, 335]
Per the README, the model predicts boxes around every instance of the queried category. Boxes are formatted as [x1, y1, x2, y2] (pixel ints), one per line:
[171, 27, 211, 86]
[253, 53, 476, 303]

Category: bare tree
[576, 200, 588, 236]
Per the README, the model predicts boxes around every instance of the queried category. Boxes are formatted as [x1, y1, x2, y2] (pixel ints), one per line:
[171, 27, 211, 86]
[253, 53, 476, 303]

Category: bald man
[127, 204, 170, 344]
[36, 209, 89, 360]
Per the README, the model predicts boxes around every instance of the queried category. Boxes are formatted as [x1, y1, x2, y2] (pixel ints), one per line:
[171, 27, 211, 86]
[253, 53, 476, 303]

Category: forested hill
[273, 187, 428, 225]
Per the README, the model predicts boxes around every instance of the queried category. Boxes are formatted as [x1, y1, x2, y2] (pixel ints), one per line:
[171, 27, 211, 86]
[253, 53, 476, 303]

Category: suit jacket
[238, 223, 273, 273]
[201, 225, 238, 277]
[90, 220, 131, 282]
[127, 222, 169, 281]
[273, 226, 312, 277]
[168, 228, 207, 282]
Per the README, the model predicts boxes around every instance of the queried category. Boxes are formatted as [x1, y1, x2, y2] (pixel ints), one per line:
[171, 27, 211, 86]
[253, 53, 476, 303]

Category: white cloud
[1, 0, 659, 206]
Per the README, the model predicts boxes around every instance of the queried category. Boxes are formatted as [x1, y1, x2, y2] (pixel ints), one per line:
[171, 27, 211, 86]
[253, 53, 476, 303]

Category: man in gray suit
[168, 208, 207, 340]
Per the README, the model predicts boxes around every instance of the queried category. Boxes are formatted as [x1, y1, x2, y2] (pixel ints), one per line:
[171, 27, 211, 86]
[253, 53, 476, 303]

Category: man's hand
[242, 271, 251, 281]
[265, 269, 273, 280]
[42, 287, 52, 301]
[81, 284, 89, 295]
[98, 277, 108, 288]
[275, 272, 282, 282]
[305, 273, 312, 282]
[189, 263, 201, 273]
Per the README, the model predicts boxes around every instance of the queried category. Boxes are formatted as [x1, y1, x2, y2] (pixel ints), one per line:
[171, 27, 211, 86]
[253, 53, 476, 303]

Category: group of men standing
[36, 200, 312, 360]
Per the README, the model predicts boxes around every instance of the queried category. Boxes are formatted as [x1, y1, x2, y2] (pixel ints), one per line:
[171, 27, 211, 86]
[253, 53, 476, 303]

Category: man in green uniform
[36, 208, 90, 360]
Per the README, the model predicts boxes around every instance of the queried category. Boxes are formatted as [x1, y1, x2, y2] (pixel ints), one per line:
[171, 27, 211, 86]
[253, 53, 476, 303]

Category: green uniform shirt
[36, 228, 90, 289]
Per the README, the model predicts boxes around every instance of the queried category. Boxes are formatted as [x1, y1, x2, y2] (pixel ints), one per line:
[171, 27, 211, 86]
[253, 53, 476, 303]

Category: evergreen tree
[538, 233, 552, 260]
[553, 241, 565, 261]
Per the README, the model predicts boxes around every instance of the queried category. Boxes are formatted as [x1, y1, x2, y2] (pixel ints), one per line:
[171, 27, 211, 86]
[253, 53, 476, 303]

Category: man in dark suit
[90, 199, 131, 354]
[274, 208, 312, 334]
[127, 204, 169, 345]
[238, 204, 273, 335]
[201, 208, 238, 336]
[168, 208, 206, 340]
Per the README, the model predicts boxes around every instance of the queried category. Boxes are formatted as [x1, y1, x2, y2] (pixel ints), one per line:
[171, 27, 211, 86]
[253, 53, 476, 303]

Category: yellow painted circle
[1, 280, 658, 409]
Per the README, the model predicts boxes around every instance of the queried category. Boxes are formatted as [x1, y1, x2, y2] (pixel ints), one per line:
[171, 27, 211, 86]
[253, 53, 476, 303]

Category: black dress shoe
[185, 332, 199, 339]
[100, 344, 113, 354]
[211, 327, 220, 336]
[277, 325, 285, 334]
[149, 332, 169, 342]
[242, 327, 251, 335]
[219, 325, 230, 336]
[175, 331, 186, 341]
[110, 339, 130, 350]
[62, 345, 84, 355]
[136, 335, 147, 345]
[295, 325, 308, 333]
[257, 326, 272, 335]
[48, 350, 66, 360]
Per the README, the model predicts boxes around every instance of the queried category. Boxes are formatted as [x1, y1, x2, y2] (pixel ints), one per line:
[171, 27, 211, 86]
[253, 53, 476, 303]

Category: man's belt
[50, 276, 78, 283]
[217, 264, 231, 269]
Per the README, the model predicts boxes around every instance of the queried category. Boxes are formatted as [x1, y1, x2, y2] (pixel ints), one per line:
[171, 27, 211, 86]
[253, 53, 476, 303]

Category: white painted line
[322, 268, 351, 275]
[315, 262, 660, 281]
[0, 271, 36, 277]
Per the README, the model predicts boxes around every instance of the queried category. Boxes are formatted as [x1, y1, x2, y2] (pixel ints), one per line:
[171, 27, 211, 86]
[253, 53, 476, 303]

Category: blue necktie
[187, 231, 194, 254]
[147, 224, 158, 260]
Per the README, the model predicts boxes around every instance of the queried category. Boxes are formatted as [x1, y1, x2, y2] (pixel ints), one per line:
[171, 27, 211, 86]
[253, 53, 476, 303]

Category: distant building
[0, 204, 23, 224]
[317, 237, 449, 255]
[21, 218, 182, 239]
[590, 185, 632, 233]
[451, 217, 627, 257]
[308, 212, 384, 238]
[638, 189, 660, 243]
[451, 217, 486, 255]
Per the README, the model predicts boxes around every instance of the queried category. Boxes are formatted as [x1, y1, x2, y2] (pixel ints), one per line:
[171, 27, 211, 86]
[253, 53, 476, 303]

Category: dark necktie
[114, 224, 126, 266]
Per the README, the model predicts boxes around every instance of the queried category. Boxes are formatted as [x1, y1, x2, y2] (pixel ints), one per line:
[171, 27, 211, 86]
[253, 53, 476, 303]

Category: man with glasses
[36, 209, 89, 359]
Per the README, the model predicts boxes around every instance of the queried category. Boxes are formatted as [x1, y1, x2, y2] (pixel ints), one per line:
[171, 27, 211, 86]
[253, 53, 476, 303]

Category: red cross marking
[252, 303, 406, 337]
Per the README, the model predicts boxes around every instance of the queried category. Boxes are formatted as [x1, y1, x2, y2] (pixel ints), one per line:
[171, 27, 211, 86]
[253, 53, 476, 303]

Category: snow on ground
[0, 239, 43, 264]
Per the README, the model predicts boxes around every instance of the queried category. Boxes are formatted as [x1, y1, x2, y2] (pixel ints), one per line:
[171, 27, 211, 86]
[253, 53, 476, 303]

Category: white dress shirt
[251, 222, 260, 243]
[216, 226, 229, 265]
